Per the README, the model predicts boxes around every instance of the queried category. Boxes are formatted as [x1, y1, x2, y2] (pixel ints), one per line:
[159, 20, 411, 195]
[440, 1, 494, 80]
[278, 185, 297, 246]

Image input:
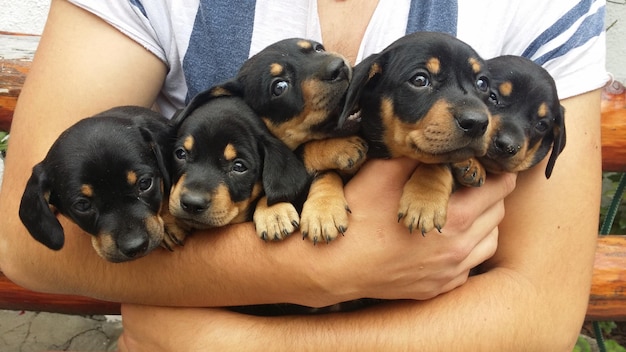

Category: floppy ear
[259, 136, 310, 205]
[173, 80, 245, 127]
[19, 163, 65, 250]
[338, 53, 381, 127]
[139, 126, 172, 192]
[545, 105, 567, 179]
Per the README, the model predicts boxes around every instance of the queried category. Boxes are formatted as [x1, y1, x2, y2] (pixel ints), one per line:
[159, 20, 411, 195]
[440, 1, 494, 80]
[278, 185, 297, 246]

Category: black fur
[19, 106, 175, 262]
[481, 55, 566, 178]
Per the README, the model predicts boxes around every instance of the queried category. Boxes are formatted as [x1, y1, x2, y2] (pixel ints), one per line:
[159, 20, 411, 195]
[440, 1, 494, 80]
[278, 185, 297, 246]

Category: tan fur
[183, 135, 194, 151]
[299, 172, 349, 243]
[537, 102, 548, 118]
[399, 164, 454, 233]
[426, 57, 441, 75]
[468, 57, 482, 74]
[499, 81, 513, 97]
[223, 143, 237, 161]
[81, 184, 93, 197]
[297, 40, 313, 50]
[270, 63, 283, 76]
[126, 170, 137, 186]
[300, 136, 367, 174]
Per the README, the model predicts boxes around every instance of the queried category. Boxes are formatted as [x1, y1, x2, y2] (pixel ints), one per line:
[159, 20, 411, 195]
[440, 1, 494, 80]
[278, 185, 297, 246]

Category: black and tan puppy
[340, 31, 494, 234]
[476, 55, 566, 177]
[216, 38, 367, 243]
[164, 91, 310, 246]
[19, 106, 175, 262]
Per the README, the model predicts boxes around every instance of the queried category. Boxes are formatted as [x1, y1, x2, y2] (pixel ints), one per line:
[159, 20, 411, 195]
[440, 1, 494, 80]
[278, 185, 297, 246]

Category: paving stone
[0, 310, 122, 352]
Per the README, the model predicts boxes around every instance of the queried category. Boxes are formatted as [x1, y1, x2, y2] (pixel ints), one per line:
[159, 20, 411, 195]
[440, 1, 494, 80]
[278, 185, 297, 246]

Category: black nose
[118, 235, 149, 258]
[324, 57, 349, 81]
[493, 135, 521, 156]
[180, 193, 209, 214]
[456, 110, 489, 138]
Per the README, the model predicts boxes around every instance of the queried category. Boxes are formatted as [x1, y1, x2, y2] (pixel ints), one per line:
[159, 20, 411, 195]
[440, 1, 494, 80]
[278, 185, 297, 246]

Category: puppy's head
[169, 92, 309, 229]
[19, 107, 175, 262]
[216, 38, 352, 149]
[341, 31, 493, 163]
[480, 55, 566, 178]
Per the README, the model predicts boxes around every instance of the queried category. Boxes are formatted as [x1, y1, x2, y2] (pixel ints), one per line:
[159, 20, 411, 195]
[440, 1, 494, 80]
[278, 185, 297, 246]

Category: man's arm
[118, 90, 601, 352]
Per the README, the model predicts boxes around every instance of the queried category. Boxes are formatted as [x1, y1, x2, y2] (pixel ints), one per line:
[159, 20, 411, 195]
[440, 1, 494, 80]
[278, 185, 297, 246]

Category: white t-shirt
[69, 0, 609, 118]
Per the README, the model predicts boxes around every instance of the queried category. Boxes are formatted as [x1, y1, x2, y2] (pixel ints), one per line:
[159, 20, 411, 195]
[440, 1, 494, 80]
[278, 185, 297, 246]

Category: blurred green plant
[601, 172, 626, 234]
[0, 131, 8, 157]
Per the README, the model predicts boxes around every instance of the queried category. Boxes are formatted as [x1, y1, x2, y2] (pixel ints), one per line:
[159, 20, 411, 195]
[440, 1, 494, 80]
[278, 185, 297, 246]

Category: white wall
[0, 1, 625, 79]
[0, 0, 49, 35]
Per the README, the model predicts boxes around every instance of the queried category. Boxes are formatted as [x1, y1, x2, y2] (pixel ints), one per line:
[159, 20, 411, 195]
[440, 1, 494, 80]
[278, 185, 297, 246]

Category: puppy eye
[72, 198, 92, 214]
[314, 43, 325, 52]
[174, 147, 187, 160]
[409, 73, 430, 88]
[476, 76, 490, 92]
[534, 119, 550, 133]
[138, 176, 154, 192]
[231, 159, 248, 173]
[271, 80, 289, 97]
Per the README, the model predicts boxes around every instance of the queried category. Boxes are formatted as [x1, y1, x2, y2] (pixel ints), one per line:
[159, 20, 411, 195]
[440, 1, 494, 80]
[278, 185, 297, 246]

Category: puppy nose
[324, 58, 349, 81]
[118, 235, 149, 258]
[181, 193, 209, 214]
[494, 136, 521, 156]
[456, 111, 489, 138]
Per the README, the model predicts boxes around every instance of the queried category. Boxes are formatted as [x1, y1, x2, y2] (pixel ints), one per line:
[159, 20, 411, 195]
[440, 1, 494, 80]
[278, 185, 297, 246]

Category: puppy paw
[302, 137, 368, 174]
[451, 158, 486, 187]
[330, 136, 368, 172]
[299, 191, 349, 245]
[253, 200, 300, 241]
[397, 192, 448, 235]
[398, 165, 453, 235]
[162, 220, 190, 251]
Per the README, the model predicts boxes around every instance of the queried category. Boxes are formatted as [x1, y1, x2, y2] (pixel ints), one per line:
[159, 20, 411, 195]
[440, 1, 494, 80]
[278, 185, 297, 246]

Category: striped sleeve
[522, 0, 608, 99]
[458, 0, 609, 100]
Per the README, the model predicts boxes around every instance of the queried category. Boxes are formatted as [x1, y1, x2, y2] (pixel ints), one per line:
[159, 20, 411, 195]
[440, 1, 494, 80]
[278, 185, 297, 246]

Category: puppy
[164, 91, 310, 246]
[476, 55, 566, 177]
[216, 38, 367, 243]
[19, 106, 175, 262]
[340, 31, 494, 234]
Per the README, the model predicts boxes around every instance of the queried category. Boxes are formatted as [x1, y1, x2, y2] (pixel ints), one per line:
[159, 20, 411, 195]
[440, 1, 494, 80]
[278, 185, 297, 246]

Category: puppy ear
[260, 136, 310, 205]
[210, 79, 244, 98]
[173, 80, 245, 127]
[138, 126, 172, 192]
[545, 105, 567, 178]
[338, 53, 381, 127]
[19, 163, 65, 250]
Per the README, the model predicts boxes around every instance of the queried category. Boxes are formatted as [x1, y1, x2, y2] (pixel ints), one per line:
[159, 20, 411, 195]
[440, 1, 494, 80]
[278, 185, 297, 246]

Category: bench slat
[0, 274, 119, 315]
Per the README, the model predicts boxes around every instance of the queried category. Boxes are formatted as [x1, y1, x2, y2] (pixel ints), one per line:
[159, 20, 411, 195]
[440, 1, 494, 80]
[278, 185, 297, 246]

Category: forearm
[119, 269, 568, 352]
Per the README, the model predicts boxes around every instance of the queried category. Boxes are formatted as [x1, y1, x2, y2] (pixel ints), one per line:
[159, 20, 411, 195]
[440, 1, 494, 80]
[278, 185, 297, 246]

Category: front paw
[253, 199, 300, 241]
[162, 220, 190, 251]
[299, 191, 350, 245]
[398, 165, 453, 235]
[301, 136, 368, 174]
[331, 136, 368, 172]
[451, 158, 486, 187]
[397, 191, 448, 235]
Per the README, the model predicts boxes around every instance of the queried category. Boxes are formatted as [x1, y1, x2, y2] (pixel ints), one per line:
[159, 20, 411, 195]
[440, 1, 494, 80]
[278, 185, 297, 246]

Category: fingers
[445, 172, 516, 232]
[345, 157, 419, 194]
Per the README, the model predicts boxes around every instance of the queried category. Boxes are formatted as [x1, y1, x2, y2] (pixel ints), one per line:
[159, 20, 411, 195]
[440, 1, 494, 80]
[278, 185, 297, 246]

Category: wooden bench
[1, 32, 626, 320]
